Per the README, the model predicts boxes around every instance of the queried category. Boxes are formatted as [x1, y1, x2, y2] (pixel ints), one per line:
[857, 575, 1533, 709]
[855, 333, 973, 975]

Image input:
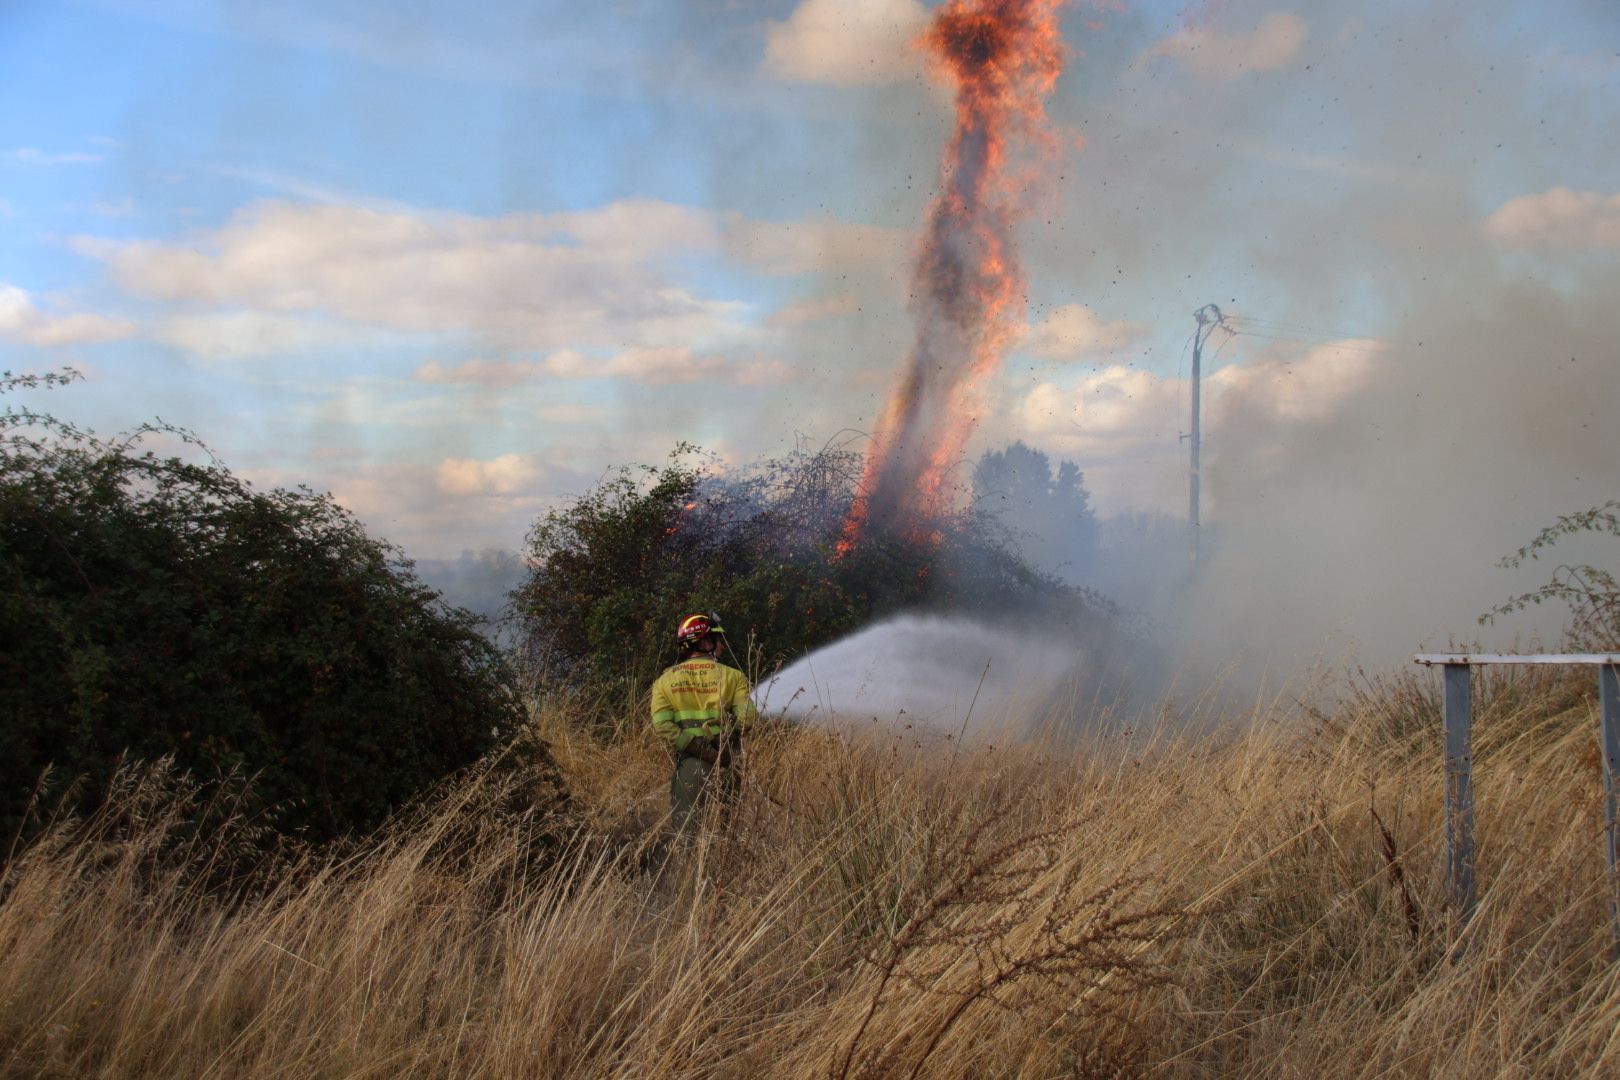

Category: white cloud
[1484, 187, 1620, 251]
[1208, 340, 1385, 426]
[301, 381, 485, 430]
[766, 292, 861, 327]
[535, 402, 612, 425]
[1024, 304, 1150, 361]
[75, 199, 743, 351]
[564, 199, 719, 258]
[1021, 342, 1382, 455]
[157, 311, 368, 359]
[0, 284, 134, 346]
[763, 0, 928, 86]
[0, 198, 13, 217]
[436, 453, 541, 497]
[727, 217, 906, 276]
[542, 346, 795, 386]
[1012, 367, 1185, 516]
[1020, 366, 1181, 458]
[1145, 12, 1307, 80]
[238, 451, 555, 559]
[1231, 140, 1443, 191]
[1534, 46, 1620, 83]
[1011, 341, 1384, 513]
[75, 198, 899, 355]
[415, 346, 794, 387]
[413, 357, 548, 388]
[6, 147, 102, 165]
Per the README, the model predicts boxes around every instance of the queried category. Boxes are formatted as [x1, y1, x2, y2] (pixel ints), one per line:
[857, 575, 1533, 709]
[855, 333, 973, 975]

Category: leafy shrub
[1, 371, 527, 844]
[1482, 500, 1620, 650]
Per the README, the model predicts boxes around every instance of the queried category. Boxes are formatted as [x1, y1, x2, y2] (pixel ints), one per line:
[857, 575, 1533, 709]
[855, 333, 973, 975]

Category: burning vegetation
[510, 440, 1116, 709]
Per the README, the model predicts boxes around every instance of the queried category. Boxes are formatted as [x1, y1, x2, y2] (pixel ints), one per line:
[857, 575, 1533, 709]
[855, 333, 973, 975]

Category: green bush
[1, 372, 526, 843]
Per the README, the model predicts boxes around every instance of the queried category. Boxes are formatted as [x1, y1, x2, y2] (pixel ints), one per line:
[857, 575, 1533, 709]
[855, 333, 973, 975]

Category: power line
[1225, 315, 1363, 337]
[1224, 313, 1422, 350]
[1225, 326, 1392, 352]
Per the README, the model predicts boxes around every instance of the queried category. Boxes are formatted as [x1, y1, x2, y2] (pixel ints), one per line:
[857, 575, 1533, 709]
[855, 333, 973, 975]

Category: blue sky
[4, 0, 1619, 654]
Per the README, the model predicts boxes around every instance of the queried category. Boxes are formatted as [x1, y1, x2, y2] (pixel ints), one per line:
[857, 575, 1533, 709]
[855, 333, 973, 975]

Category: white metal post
[1443, 662, 1477, 920]
[1418, 654, 1620, 946]
[1601, 664, 1620, 945]
[1188, 312, 1201, 567]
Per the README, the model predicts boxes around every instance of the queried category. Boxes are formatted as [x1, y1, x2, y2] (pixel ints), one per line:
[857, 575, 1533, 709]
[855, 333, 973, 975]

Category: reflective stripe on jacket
[650, 657, 756, 751]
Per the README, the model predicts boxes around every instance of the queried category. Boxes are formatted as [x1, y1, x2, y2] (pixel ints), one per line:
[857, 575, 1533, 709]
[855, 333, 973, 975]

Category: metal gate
[1413, 653, 1620, 941]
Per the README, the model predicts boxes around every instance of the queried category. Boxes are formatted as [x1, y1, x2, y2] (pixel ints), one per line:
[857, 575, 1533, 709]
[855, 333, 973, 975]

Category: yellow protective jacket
[650, 657, 756, 752]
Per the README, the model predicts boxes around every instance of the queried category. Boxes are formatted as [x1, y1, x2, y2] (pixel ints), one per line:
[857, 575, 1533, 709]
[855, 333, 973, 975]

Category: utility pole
[1188, 303, 1224, 567]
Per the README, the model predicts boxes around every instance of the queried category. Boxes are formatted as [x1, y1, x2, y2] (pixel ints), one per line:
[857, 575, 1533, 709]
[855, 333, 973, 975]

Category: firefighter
[650, 612, 756, 831]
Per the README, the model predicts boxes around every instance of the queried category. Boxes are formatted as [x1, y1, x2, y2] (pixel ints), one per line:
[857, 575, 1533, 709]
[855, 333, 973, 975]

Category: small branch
[951, 660, 991, 762]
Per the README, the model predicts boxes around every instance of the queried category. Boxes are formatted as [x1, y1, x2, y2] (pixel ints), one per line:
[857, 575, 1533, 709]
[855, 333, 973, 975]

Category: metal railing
[1413, 654, 1620, 941]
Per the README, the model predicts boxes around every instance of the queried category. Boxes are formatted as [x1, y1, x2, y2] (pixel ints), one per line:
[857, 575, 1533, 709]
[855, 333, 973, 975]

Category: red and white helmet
[676, 612, 726, 648]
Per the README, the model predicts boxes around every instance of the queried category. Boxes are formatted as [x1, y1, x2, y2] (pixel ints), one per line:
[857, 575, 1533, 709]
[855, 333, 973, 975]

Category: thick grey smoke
[977, 0, 1620, 672]
[1190, 273, 1620, 671]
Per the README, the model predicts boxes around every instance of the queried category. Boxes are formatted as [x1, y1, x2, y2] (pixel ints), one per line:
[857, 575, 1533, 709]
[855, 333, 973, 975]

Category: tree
[1, 371, 528, 843]
[971, 441, 1099, 583]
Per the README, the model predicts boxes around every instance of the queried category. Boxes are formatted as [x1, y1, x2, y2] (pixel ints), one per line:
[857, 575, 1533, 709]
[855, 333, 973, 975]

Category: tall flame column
[843, 0, 1068, 551]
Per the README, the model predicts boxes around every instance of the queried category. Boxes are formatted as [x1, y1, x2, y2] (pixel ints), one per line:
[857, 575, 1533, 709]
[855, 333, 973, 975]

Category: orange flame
[663, 500, 700, 538]
[842, 0, 1067, 553]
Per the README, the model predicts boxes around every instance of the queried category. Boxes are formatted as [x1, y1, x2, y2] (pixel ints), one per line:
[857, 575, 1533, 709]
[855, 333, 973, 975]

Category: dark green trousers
[670, 755, 738, 832]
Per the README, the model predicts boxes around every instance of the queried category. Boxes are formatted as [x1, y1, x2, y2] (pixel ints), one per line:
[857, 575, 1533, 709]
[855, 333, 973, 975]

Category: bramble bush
[1, 371, 528, 845]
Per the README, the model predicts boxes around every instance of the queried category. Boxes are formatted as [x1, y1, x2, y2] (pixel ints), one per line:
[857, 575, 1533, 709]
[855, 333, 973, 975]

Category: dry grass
[3, 667, 1619, 1078]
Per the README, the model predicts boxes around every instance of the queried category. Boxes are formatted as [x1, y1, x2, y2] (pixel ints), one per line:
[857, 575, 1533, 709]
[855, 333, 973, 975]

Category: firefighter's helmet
[676, 612, 726, 649]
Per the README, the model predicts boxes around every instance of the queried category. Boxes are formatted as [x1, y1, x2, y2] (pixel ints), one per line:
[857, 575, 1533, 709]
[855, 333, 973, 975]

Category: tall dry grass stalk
[3, 666, 1618, 1077]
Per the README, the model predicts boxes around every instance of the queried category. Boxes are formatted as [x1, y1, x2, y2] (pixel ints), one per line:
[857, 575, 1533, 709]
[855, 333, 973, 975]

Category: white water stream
[753, 614, 1086, 740]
